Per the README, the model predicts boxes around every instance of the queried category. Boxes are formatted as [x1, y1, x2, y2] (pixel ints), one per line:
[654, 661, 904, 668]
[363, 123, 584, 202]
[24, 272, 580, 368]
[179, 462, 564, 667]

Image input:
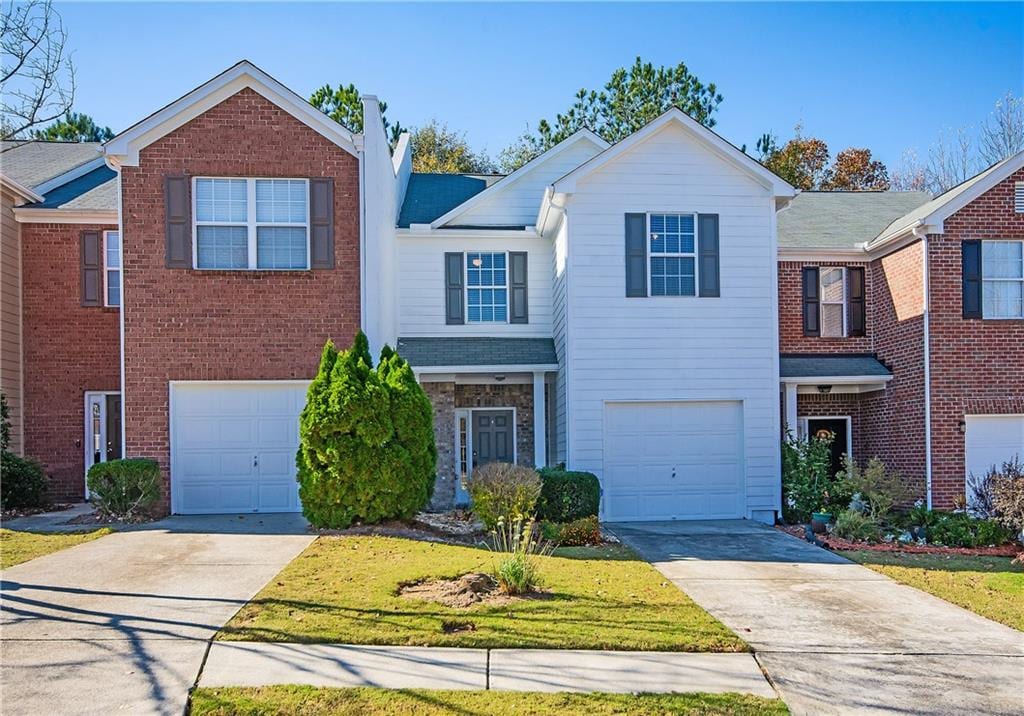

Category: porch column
[533, 371, 547, 468]
[784, 382, 799, 436]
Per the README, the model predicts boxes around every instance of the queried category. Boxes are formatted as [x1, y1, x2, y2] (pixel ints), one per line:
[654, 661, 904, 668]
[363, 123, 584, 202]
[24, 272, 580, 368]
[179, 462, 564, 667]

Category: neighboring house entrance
[602, 401, 745, 521]
[805, 417, 851, 479]
[169, 382, 307, 514]
[85, 392, 122, 489]
[965, 415, 1024, 492]
[472, 410, 514, 467]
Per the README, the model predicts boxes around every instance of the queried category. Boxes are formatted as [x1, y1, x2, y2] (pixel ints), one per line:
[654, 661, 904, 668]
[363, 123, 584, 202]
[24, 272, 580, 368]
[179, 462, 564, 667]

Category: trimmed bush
[296, 334, 437, 529]
[86, 458, 161, 519]
[928, 512, 1011, 548]
[536, 466, 600, 522]
[832, 509, 882, 542]
[551, 515, 603, 546]
[467, 462, 541, 530]
[0, 393, 48, 510]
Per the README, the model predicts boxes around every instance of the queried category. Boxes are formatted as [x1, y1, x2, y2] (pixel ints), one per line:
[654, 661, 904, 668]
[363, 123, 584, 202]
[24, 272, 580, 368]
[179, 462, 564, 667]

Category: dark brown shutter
[309, 178, 334, 269]
[509, 251, 528, 324]
[445, 252, 465, 324]
[962, 240, 982, 319]
[848, 266, 866, 336]
[697, 213, 720, 297]
[80, 230, 102, 306]
[802, 266, 820, 337]
[165, 175, 191, 268]
[625, 213, 647, 297]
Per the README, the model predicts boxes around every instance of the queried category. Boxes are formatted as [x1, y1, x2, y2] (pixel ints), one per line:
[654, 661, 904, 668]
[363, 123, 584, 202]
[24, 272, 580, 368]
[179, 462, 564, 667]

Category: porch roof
[780, 354, 892, 381]
[397, 337, 557, 370]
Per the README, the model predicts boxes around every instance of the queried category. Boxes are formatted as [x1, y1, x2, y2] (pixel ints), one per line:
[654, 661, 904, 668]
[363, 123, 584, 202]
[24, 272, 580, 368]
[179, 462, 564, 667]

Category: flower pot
[810, 512, 833, 534]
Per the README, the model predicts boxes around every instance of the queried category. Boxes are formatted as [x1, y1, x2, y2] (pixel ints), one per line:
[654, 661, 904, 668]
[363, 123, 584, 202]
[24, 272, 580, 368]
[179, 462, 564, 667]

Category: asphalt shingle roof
[778, 191, 932, 249]
[780, 354, 892, 379]
[31, 166, 117, 210]
[396, 337, 557, 368]
[397, 173, 489, 228]
[0, 140, 103, 189]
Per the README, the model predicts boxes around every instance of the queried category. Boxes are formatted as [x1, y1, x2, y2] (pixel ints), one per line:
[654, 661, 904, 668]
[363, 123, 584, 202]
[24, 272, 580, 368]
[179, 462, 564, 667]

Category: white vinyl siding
[819, 267, 846, 337]
[104, 230, 120, 307]
[982, 240, 1024, 319]
[563, 121, 781, 519]
[396, 234, 553, 337]
[193, 177, 309, 270]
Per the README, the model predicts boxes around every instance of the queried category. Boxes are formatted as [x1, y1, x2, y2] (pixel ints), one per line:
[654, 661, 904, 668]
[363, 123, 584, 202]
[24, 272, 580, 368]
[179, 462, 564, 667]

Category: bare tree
[888, 148, 927, 192]
[979, 91, 1024, 165]
[926, 126, 977, 194]
[1, 0, 75, 139]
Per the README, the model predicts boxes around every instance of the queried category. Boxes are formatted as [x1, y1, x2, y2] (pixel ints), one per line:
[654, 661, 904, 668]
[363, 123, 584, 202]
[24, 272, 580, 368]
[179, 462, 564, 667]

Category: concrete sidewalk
[199, 641, 778, 698]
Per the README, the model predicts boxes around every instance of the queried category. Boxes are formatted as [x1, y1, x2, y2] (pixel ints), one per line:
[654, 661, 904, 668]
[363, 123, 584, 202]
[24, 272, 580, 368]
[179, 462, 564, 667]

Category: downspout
[913, 225, 933, 510]
[358, 143, 367, 338]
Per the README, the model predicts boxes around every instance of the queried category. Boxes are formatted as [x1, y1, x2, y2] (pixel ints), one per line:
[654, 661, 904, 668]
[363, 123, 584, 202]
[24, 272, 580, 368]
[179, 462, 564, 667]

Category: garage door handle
[253, 455, 259, 467]
[671, 467, 676, 479]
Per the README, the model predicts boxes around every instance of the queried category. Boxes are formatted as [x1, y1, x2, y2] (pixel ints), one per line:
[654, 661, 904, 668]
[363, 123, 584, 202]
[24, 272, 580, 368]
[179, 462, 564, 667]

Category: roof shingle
[397, 173, 489, 228]
[780, 354, 892, 379]
[396, 337, 557, 368]
[778, 191, 932, 249]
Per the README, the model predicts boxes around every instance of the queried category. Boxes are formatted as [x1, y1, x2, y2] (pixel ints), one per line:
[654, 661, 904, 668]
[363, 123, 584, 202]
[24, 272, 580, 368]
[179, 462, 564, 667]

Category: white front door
[170, 382, 308, 514]
[603, 400, 745, 521]
[965, 415, 1024, 491]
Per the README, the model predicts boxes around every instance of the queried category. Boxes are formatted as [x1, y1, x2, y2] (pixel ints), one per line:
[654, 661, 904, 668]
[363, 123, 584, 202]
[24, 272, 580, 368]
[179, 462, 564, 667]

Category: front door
[86, 393, 123, 482]
[807, 418, 849, 479]
[472, 410, 514, 468]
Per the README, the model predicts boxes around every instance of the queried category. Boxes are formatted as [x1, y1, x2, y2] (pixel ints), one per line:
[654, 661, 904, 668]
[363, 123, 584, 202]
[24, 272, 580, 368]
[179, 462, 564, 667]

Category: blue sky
[57, 2, 1021, 168]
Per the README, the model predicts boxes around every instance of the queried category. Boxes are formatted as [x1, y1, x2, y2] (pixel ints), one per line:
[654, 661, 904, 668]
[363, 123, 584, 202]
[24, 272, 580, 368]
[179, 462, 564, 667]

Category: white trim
[14, 208, 117, 224]
[413, 364, 558, 376]
[777, 247, 866, 262]
[980, 239, 1024, 320]
[454, 408, 471, 504]
[918, 227, 933, 510]
[103, 230, 120, 307]
[0, 172, 44, 203]
[430, 129, 608, 229]
[400, 226, 539, 238]
[553, 108, 796, 197]
[781, 374, 892, 385]
[819, 266, 847, 338]
[800, 415, 853, 463]
[533, 371, 547, 469]
[33, 156, 105, 196]
[83, 391, 121, 497]
[104, 60, 359, 166]
[116, 167, 127, 458]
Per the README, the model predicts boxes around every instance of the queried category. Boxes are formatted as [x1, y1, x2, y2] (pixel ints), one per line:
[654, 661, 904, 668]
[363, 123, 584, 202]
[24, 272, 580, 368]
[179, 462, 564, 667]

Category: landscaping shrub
[832, 509, 882, 542]
[927, 512, 1011, 548]
[536, 466, 600, 522]
[467, 462, 542, 530]
[839, 456, 907, 523]
[0, 393, 48, 511]
[488, 516, 553, 595]
[781, 430, 851, 523]
[86, 458, 161, 519]
[990, 456, 1024, 539]
[296, 334, 437, 529]
[550, 515, 603, 546]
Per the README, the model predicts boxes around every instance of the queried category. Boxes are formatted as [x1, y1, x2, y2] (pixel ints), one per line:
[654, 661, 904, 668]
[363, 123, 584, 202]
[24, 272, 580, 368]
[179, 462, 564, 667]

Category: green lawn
[219, 536, 746, 652]
[0, 528, 113, 569]
[191, 686, 787, 716]
[842, 550, 1024, 631]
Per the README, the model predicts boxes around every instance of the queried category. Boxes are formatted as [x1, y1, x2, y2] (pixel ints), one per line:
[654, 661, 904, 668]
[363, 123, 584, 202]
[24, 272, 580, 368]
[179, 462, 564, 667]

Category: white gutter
[0, 172, 44, 203]
[913, 226, 934, 510]
[358, 142, 367, 338]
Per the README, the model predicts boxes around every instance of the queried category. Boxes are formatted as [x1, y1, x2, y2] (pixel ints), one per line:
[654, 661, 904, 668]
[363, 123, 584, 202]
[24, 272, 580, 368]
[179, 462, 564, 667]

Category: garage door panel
[603, 401, 745, 521]
[966, 416, 1024, 491]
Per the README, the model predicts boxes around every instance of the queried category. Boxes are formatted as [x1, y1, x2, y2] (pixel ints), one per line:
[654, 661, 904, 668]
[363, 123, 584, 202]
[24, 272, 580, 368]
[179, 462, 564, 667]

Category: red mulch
[775, 524, 1023, 558]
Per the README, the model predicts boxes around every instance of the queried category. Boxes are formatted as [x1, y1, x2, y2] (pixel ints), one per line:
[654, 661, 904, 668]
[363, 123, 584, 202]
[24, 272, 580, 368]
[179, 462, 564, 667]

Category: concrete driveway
[610, 520, 1024, 716]
[1, 513, 314, 716]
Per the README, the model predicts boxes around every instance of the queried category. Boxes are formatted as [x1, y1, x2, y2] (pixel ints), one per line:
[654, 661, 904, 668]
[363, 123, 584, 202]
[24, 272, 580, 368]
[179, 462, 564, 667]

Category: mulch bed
[775, 524, 1023, 558]
[316, 512, 488, 546]
[1, 503, 74, 521]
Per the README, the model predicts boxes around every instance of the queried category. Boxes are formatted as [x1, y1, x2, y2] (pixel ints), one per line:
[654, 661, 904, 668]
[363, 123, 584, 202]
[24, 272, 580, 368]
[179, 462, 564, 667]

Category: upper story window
[649, 213, 697, 296]
[982, 240, 1024, 319]
[819, 267, 847, 337]
[193, 178, 309, 270]
[104, 230, 120, 307]
[466, 252, 507, 322]
[1015, 182, 1023, 213]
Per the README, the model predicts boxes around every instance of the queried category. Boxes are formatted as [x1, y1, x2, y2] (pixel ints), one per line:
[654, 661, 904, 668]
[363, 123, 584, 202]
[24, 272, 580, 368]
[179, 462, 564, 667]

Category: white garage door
[603, 401, 745, 521]
[170, 382, 308, 514]
[965, 415, 1024, 488]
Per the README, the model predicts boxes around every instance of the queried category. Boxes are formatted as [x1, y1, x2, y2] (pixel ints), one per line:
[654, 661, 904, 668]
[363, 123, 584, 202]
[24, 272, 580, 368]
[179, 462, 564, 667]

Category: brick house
[3, 60, 1021, 518]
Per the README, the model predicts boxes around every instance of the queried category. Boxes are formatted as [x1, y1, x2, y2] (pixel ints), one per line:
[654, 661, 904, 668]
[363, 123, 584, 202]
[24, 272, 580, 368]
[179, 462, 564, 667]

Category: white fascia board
[429, 129, 609, 229]
[14, 208, 117, 224]
[777, 247, 868, 262]
[398, 226, 540, 238]
[104, 60, 359, 166]
[33, 155, 105, 196]
[0, 173, 44, 203]
[413, 364, 559, 375]
[780, 375, 893, 385]
[553, 108, 796, 198]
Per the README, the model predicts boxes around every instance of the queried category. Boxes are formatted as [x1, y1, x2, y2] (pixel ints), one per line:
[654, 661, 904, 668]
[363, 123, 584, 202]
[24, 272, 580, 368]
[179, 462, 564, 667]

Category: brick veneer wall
[422, 382, 456, 509]
[119, 88, 360, 513]
[927, 168, 1024, 508]
[796, 393, 864, 466]
[21, 222, 120, 500]
[779, 261, 873, 353]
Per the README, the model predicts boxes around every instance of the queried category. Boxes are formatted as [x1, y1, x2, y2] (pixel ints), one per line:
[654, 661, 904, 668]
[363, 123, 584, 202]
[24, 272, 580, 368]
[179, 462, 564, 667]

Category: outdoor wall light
[958, 420, 966, 434]
[494, 375, 506, 382]
[816, 385, 832, 395]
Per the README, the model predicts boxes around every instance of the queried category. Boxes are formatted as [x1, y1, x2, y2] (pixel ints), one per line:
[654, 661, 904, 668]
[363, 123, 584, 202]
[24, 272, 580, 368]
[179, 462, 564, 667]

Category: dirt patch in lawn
[399, 572, 549, 609]
[776, 524, 1022, 558]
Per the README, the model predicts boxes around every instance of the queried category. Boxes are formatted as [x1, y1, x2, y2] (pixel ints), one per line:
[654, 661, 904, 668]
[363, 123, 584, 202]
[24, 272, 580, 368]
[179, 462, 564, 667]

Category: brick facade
[119, 88, 360, 513]
[927, 168, 1024, 508]
[779, 261, 873, 353]
[21, 222, 120, 501]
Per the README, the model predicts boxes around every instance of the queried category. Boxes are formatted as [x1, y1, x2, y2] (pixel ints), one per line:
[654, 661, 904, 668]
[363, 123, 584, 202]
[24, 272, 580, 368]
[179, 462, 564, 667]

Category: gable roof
[0, 140, 103, 190]
[778, 191, 932, 249]
[430, 129, 609, 229]
[104, 60, 359, 166]
[869, 151, 1024, 248]
[552, 107, 796, 197]
[398, 173, 489, 228]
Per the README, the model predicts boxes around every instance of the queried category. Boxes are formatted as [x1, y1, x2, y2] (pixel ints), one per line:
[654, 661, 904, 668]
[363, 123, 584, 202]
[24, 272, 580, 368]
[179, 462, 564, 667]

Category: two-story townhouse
[777, 154, 1024, 510]
[2, 140, 120, 501]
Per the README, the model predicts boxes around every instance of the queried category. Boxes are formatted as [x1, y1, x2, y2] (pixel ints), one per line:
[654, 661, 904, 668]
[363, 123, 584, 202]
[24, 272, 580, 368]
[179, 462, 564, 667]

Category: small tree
[781, 429, 850, 523]
[296, 333, 436, 528]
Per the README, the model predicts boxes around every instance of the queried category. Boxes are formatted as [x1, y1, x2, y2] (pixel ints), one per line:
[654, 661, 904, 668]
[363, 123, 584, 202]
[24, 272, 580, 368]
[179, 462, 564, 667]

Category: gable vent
[1016, 182, 1024, 213]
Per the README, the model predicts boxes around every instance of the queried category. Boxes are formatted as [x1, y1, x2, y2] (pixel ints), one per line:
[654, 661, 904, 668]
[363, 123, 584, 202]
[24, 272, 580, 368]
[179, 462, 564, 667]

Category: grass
[842, 550, 1024, 631]
[219, 536, 746, 652]
[191, 686, 787, 715]
[0, 527, 113, 569]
